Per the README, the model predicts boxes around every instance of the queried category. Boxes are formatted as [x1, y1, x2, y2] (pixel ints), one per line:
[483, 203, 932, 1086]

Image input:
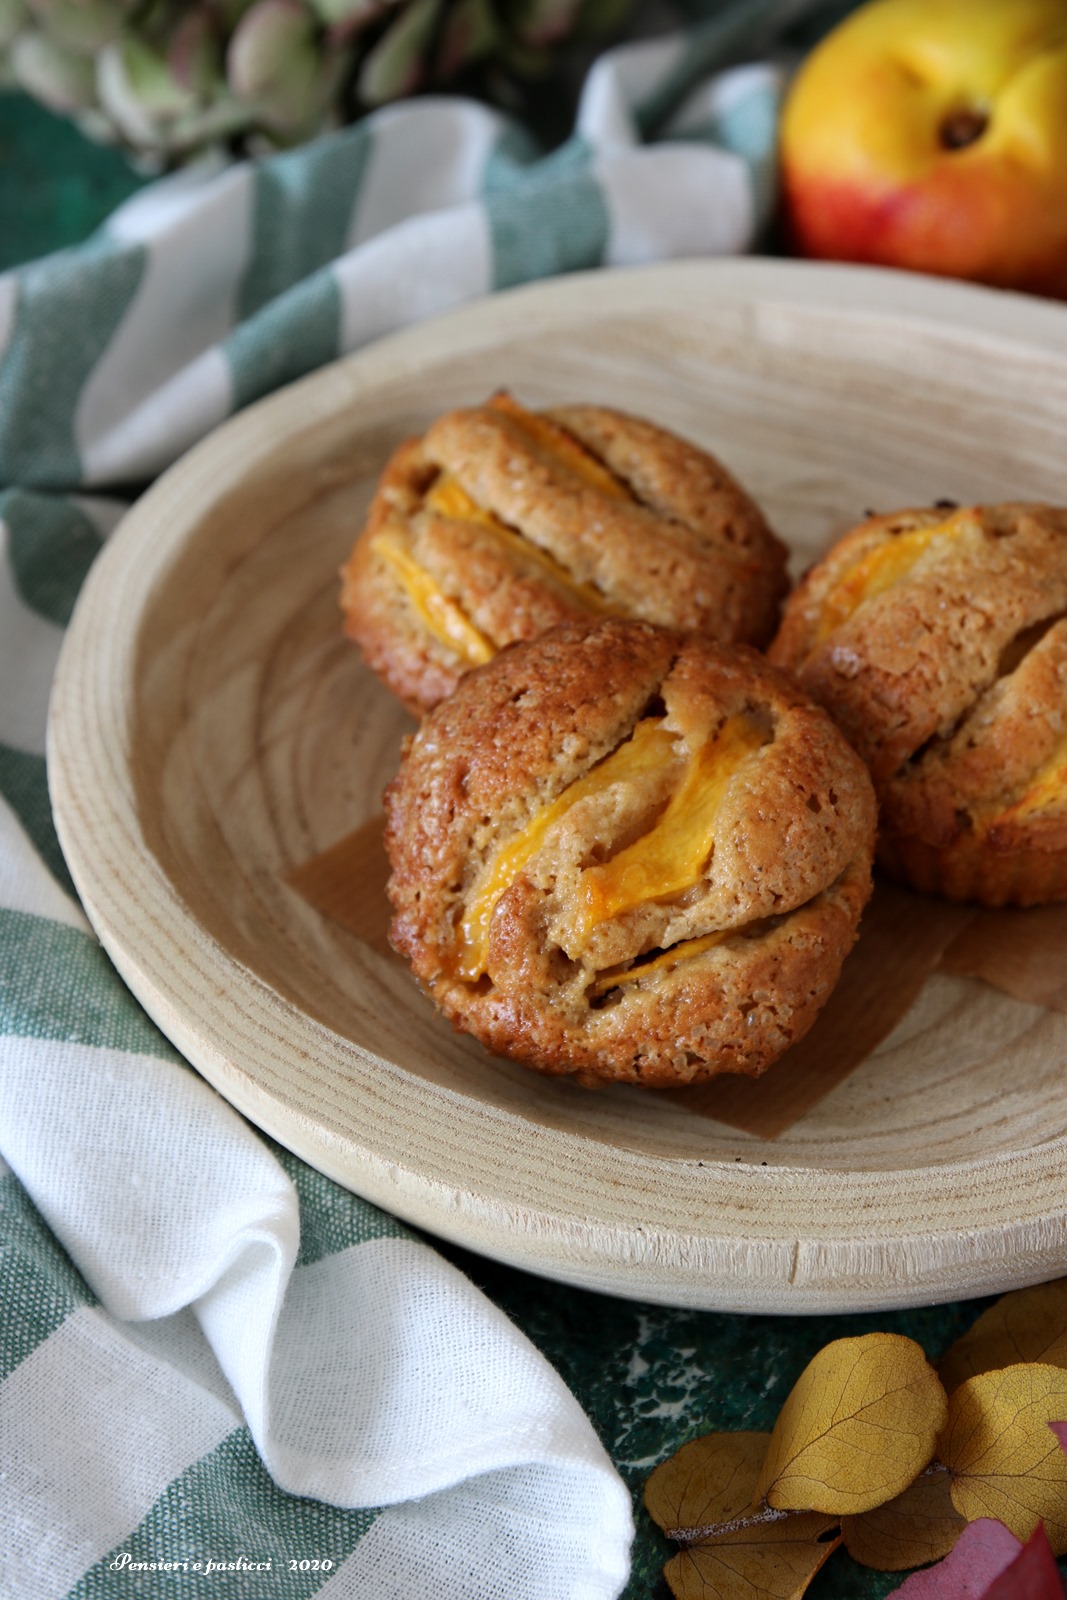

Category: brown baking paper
[939, 901, 1067, 1012]
[288, 824, 1067, 1141]
[286, 816, 396, 959]
[665, 882, 973, 1139]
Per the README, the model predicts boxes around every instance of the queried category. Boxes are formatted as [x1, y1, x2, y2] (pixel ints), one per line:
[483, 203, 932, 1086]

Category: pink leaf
[886, 1519, 1066, 1599]
[980, 1523, 1065, 1600]
[1050, 1421, 1067, 1456]
[885, 1517, 1020, 1597]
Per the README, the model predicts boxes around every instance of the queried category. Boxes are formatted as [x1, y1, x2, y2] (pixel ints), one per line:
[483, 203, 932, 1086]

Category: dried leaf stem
[666, 1502, 796, 1545]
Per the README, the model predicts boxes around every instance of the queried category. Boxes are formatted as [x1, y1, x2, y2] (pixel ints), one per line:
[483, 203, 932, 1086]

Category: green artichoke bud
[166, 5, 222, 99]
[305, 0, 383, 28]
[436, 0, 500, 82]
[357, 0, 440, 104]
[96, 36, 202, 148]
[0, 0, 30, 51]
[11, 30, 97, 110]
[1, 0, 635, 162]
[24, 0, 131, 53]
[228, 0, 345, 132]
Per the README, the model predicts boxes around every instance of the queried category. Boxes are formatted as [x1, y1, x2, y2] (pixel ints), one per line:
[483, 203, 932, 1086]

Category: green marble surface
[440, 1241, 985, 1599]
[0, 86, 1046, 1600]
[0, 92, 147, 270]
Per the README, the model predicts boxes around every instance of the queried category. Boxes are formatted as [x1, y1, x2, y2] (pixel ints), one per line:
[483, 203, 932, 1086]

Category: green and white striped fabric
[0, 730, 634, 1595]
[0, 43, 785, 490]
[0, 10, 834, 1596]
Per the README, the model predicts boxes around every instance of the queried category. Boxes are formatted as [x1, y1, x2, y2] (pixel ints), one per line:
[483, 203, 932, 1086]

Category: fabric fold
[0, 792, 634, 1593]
[0, 26, 793, 494]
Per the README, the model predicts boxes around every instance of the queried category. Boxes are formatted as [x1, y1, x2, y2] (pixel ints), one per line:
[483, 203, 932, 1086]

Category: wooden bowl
[49, 259, 1067, 1313]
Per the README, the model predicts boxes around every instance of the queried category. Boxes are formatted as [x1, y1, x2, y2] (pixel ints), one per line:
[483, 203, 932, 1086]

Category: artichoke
[1, 0, 633, 163]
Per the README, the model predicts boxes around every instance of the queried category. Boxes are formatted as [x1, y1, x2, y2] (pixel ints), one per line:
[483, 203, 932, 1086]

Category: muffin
[770, 501, 1067, 905]
[384, 618, 876, 1087]
[341, 392, 788, 715]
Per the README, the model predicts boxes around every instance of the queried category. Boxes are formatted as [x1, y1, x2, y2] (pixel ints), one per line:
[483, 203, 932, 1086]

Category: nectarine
[780, 0, 1067, 299]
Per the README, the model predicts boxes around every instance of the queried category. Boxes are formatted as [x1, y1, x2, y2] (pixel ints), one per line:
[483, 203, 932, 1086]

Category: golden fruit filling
[587, 931, 731, 999]
[369, 524, 493, 667]
[486, 391, 631, 502]
[575, 715, 767, 940]
[423, 473, 614, 616]
[995, 735, 1067, 825]
[455, 713, 768, 985]
[812, 513, 965, 647]
[374, 395, 631, 667]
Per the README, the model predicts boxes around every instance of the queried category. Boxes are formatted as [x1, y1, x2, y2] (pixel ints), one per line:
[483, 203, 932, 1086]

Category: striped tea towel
[0, 8, 835, 1596]
[0, 8, 802, 491]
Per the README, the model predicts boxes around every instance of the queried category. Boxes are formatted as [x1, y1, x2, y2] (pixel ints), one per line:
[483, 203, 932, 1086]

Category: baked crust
[770, 502, 1067, 905]
[384, 619, 876, 1086]
[341, 394, 788, 715]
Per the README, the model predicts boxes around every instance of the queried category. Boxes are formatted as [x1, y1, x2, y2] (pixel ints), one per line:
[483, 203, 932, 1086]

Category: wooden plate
[49, 259, 1067, 1313]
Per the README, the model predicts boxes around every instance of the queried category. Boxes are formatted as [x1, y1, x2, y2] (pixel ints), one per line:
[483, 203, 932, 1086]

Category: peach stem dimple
[939, 106, 989, 150]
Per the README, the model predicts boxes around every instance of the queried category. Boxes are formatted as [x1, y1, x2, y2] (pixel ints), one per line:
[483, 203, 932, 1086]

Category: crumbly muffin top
[770, 502, 1067, 858]
[341, 393, 788, 715]
[384, 619, 875, 1083]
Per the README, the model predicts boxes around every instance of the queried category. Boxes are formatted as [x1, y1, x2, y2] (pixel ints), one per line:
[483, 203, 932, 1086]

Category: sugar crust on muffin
[341, 393, 789, 715]
[384, 619, 876, 1087]
[770, 501, 1067, 905]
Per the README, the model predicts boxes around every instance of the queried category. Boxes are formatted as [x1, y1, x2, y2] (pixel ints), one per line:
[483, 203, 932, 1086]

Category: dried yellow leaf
[756, 1333, 947, 1515]
[663, 1513, 840, 1600]
[940, 1361, 1067, 1554]
[646, 1430, 840, 1598]
[841, 1465, 964, 1571]
[939, 1279, 1067, 1393]
[645, 1433, 770, 1541]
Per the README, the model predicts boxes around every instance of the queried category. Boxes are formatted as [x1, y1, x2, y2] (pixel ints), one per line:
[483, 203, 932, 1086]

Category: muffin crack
[421, 468, 616, 617]
[995, 610, 1067, 680]
[452, 714, 686, 984]
[385, 621, 876, 1085]
[369, 518, 495, 666]
[583, 881, 844, 1007]
[772, 501, 1067, 905]
[489, 391, 637, 505]
[803, 505, 969, 661]
[585, 917, 783, 1006]
[342, 398, 788, 715]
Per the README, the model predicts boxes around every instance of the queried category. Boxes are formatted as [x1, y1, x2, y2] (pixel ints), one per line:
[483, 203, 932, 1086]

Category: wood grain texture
[47, 259, 1067, 1312]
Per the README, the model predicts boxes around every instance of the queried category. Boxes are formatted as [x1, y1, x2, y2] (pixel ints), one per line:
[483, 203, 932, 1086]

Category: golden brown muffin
[384, 619, 876, 1087]
[770, 502, 1067, 905]
[341, 392, 788, 715]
